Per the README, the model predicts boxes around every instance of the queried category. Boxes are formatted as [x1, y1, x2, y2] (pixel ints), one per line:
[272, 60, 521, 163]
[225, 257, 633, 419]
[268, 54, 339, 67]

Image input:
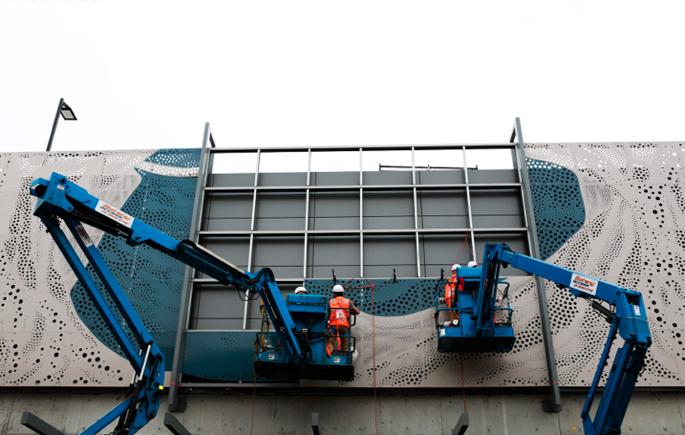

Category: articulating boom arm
[479, 243, 651, 435]
[28, 172, 304, 434]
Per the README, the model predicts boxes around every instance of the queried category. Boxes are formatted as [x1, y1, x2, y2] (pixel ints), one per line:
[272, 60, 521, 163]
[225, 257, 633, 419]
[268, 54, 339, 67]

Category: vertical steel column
[46, 98, 64, 152]
[462, 146, 477, 261]
[359, 147, 364, 277]
[411, 147, 421, 276]
[303, 149, 312, 278]
[511, 117, 562, 412]
[168, 122, 213, 412]
[243, 150, 261, 330]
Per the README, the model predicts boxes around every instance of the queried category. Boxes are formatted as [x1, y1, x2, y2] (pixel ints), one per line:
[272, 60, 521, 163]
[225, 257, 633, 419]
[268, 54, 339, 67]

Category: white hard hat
[451, 264, 460, 272]
[294, 286, 308, 294]
[332, 284, 345, 294]
[467, 261, 477, 267]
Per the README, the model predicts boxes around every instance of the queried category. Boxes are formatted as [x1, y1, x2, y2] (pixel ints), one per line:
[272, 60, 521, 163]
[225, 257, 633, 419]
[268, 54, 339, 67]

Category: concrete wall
[1, 390, 684, 435]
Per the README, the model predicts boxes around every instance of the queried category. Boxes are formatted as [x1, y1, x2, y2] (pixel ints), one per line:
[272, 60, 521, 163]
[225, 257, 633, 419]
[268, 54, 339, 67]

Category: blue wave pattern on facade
[182, 332, 259, 382]
[526, 158, 586, 259]
[182, 278, 443, 382]
[71, 149, 199, 370]
[304, 279, 441, 316]
[145, 148, 201, 168]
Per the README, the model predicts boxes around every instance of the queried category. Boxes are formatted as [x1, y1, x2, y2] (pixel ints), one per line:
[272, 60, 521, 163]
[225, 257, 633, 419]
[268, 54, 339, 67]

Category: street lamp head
[59, 101, 77, 121]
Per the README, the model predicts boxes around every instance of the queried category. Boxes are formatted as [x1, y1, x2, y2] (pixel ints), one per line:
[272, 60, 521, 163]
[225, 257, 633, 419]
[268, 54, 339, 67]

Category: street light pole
[46, 98, 64, 152]
[46, 98, 77, 152]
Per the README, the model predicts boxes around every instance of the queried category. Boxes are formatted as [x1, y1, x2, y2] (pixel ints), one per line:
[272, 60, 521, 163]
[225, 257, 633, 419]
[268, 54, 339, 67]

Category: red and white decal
[570, 273, 598, 296]
[95, 200, 134, 229]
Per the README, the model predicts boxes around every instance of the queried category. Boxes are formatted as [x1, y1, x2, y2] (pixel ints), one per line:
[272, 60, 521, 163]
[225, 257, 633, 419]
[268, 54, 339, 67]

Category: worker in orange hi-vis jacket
[326, 284, 360, 357]
[444, 263, 464, 326]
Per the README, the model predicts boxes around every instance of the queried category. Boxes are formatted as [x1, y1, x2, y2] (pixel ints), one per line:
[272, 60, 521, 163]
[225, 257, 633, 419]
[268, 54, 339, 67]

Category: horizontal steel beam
[204, 182, 521, 192]
[191, 271, 528, 286]
[198, 228, 527, 237]
[209, 143, 516, 153]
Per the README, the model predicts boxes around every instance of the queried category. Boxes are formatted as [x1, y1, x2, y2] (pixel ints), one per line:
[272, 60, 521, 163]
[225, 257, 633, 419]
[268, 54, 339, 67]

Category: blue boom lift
[437, 242, 652, 435]
[22, 172, 354, 434]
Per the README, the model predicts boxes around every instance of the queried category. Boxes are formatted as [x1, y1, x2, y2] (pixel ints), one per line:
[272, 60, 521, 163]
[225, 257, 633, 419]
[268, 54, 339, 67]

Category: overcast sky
[1, 1, 684, 153]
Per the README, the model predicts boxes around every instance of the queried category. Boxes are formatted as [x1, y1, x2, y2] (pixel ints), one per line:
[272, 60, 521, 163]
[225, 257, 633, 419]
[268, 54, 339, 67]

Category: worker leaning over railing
[326, 284, 360, 356]
[442, 261, 480, 327]
[444, 263, 461, 325]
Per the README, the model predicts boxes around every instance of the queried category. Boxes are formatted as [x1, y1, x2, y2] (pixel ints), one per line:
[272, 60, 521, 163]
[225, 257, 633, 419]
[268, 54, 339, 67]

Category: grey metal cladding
[416, 170, 465, 184]
[471, 189, 525, 228]
[255, 192, 305, 231]
[416, 190, 469, 229]
[209, 173, 254, 187]
[309, 191, 359, 230]
[363, 190, 414, 229]
[312, 172, 359, 186]
[468, 169, 518, 184]
[259, 172, 307, 186]
[202, 193, 253, 231]
[363, 171, 413, 185]
[253, 236, 303, 278]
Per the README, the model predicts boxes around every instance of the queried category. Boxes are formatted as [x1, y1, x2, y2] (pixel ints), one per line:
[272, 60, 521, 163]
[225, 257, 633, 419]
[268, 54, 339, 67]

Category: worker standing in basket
[326, 284, 360, 357]
[444, 264, 463, 326]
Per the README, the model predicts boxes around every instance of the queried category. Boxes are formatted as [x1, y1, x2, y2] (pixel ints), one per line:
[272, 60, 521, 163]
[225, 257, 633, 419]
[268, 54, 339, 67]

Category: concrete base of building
[0, 389, 683, 435]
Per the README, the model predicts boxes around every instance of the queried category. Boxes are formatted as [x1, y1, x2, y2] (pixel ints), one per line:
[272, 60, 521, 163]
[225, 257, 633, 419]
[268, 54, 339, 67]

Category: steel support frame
[243, 150, 261, 330]
[511, 117, 562, 412]
[462, 146, 477, 261]
[179, 137, 533, 390]
[168, 122, 214, 412]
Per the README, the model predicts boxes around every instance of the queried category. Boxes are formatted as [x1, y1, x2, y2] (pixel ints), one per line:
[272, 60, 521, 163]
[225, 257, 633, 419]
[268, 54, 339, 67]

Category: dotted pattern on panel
[303, 279, 440, 316]
[526, 158, 585, 259]
[525, 142, 685, 387]
[71, 166, 198, 370]
[0, 149, 198, 387]
[184, 276, 548, 387]
[144, 148, 201, 169]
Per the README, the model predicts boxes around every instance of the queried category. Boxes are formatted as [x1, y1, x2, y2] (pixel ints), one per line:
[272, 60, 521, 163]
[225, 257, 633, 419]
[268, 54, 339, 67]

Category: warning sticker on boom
[95, 200, 134, 228]
[570, 273, 598, 296]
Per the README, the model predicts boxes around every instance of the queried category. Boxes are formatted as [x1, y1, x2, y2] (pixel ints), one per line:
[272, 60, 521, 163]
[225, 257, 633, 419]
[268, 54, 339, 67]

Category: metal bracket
[164, 413, 193, 435]
[311, 412, 320, 435]
[21, 412, 66, 435]
[451, 412, 469, 435]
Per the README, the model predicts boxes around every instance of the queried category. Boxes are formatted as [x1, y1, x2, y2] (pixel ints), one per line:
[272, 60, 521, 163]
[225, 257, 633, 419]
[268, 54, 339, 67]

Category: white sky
[1, 0, 684, 153]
